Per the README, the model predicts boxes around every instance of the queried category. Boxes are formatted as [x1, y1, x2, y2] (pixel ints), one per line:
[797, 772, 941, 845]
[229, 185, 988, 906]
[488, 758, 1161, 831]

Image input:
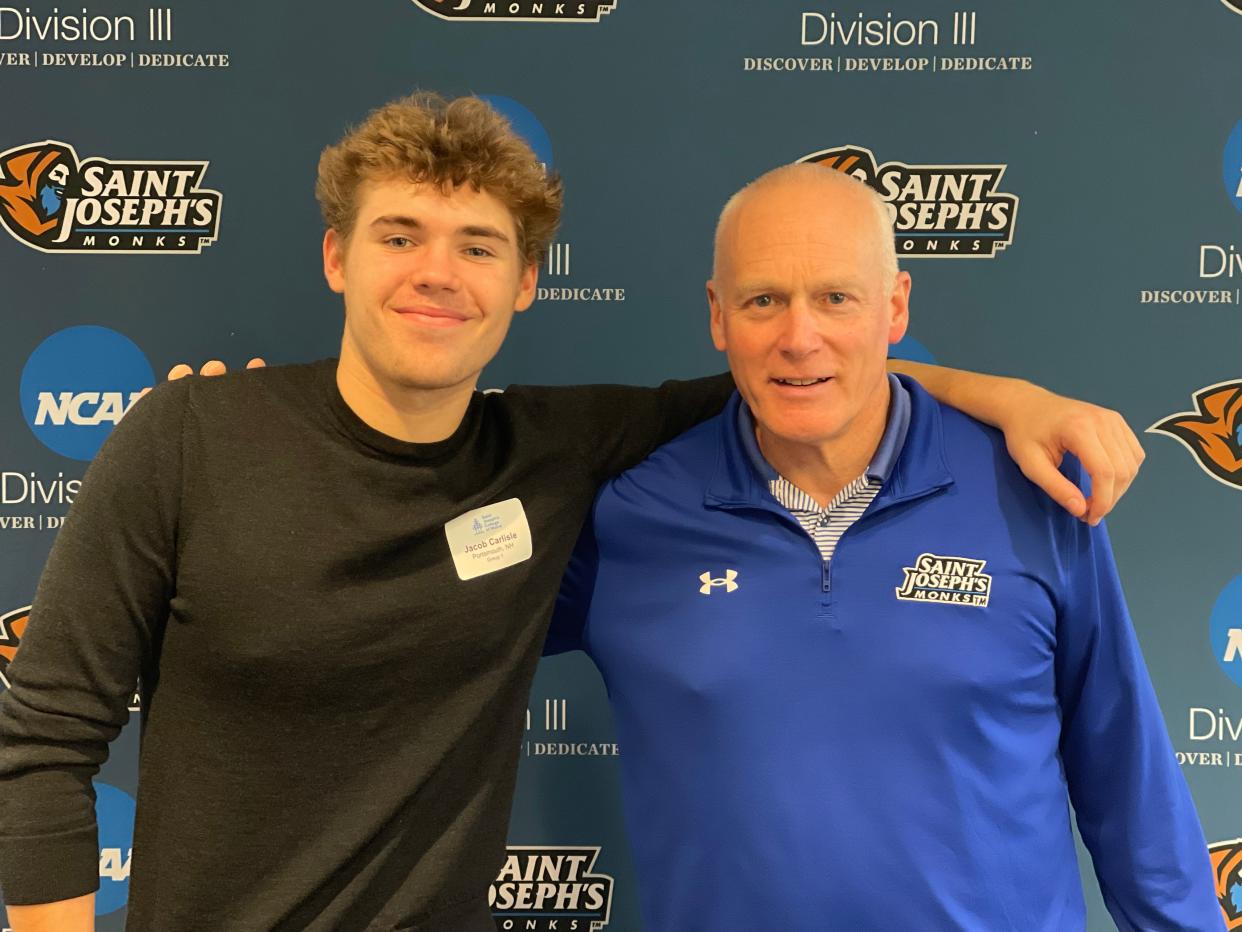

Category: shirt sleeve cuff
[0, 823, 99, 906]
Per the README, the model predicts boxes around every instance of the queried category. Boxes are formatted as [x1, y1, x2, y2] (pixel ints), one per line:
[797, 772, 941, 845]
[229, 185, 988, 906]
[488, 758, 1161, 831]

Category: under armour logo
[699, 570, 739, 595]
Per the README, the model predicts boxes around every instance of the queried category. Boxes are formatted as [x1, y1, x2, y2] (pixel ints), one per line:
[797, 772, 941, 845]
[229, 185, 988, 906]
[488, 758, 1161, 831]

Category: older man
[549, 164, 1222, 930]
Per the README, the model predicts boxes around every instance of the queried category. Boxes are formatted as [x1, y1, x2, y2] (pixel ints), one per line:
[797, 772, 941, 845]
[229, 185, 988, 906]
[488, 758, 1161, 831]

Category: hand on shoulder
[166, 358, 266, 381]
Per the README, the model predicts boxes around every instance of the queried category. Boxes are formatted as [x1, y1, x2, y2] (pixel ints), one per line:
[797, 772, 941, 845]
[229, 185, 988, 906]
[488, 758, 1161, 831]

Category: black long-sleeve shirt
[0, 359, 733, 931]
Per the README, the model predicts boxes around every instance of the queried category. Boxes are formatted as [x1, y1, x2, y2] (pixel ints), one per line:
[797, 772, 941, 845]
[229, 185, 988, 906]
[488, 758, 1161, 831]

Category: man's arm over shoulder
[510, 373, 735, 484]
[1053, 469, 1223, 929]
[0, 379, 187, 915]
[544, 511, 601, 657]
[891, 359, 1144, 523]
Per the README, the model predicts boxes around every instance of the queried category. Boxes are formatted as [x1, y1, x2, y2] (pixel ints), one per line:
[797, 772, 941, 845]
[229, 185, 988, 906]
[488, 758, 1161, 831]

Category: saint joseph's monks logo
[409, 0, 617, 22]
[490, 846, 614, 930]
[1211, 840, 1242, 929]
[896, 553, 992, 607]
[1148, 380, 1242, 490]
[798, 145, 1019, 258]
[0, 605, 30, 689]
[1223, 0, 1242, 17]
[0, 140, 221, 254]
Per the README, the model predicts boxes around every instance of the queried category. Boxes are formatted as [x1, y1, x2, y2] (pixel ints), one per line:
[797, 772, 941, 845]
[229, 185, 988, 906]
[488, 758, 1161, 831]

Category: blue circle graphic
[478, 95, 554, 170]
[1225, 119, 1242, 216]
[889, 334, 937, 365]
[1209, 573, 1242, 689]
[19, 326, 154, 462]
[94, 781, 136, 915]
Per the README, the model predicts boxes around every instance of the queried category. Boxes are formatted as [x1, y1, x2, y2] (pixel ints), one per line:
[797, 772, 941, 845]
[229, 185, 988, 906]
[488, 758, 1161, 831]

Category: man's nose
[776, 299, 820, 358]
[410, 241, 459, 291]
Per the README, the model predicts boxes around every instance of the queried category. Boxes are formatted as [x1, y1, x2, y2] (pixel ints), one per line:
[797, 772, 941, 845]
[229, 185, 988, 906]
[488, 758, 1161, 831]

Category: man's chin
[386, 364, 480, 394]
[754, 413, 848, 451]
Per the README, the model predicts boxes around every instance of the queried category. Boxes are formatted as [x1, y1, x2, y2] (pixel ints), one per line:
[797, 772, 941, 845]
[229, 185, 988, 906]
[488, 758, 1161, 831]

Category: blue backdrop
[1, 1, 1240, 928]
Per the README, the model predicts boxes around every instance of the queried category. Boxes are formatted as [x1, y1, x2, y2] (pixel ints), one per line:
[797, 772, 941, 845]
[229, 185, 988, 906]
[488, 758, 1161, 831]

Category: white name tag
[444, 498, 533, 581]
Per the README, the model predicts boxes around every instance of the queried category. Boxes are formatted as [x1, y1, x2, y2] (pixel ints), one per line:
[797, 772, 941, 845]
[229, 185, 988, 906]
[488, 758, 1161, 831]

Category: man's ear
[323, 229, 346, 294]
[707, 280, 728, 352]
[887, 271, 912, 345]
[514, 261, 538, 313]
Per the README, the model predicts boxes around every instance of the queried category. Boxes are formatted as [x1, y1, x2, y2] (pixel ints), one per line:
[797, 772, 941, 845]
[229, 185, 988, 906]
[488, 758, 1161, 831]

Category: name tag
[444, 498, 533, 581]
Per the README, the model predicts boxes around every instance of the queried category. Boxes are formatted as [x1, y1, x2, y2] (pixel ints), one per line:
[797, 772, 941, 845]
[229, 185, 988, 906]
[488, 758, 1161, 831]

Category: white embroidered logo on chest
[895, 553, 991, 608]
[699, 569, 739, 595]
[444, 498, 533, 581]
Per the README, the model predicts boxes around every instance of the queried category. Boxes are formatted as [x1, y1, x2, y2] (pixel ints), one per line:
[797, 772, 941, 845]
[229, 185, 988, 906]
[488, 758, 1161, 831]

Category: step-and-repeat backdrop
[1, 1, 1240, 928]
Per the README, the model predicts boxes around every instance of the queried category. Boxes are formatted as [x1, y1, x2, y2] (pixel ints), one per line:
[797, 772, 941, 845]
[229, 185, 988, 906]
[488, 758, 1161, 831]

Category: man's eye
[750, 295, 774, 308]
[827, 292, 848, 305]
[464, 246, 495, 258]
[386, 236, 412, 248]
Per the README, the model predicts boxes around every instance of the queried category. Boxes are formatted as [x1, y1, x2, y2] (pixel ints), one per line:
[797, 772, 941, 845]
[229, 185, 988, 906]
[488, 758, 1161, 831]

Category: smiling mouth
[393, 306, 471, 327]
[772, 377, 831, 387]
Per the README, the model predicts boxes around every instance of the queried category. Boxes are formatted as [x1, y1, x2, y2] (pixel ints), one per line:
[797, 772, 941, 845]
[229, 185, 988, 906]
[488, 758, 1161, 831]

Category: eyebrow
[734, 278, 862, 296]
[369, 215, 511, 244]
[733, 281, 782, 296]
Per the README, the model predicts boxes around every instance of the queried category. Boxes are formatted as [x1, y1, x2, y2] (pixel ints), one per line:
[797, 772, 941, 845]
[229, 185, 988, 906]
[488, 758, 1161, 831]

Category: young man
[549, 165, 1221, 930]
[0, 93, 1144, 931]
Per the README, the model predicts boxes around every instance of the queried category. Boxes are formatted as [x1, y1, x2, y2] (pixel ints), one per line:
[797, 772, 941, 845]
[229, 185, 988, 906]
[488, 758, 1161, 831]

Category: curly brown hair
[316, 92, 563, 266]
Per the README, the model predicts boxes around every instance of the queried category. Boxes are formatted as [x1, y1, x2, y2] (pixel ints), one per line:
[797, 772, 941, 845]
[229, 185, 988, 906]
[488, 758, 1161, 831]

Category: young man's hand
[166, 358, 266, 380]
[887, 359, 1144, 525]
[999, 382, 1144, 526]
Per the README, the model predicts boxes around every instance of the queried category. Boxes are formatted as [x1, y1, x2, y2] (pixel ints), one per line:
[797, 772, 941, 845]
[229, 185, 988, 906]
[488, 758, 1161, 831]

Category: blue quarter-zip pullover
[549, 376, 1221, 932]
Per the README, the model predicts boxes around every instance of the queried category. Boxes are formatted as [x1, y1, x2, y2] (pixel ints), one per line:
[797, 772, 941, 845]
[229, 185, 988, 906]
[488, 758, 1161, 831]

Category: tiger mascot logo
[1211, 839, 1242, 929]
[0, 605, 31, 689]
[0, 143, 76, 250]
[1149, 380, 1242, 490]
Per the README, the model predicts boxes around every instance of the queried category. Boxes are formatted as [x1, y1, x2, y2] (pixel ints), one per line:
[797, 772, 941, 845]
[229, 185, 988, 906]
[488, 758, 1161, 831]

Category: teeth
[777, 378, 828, 386]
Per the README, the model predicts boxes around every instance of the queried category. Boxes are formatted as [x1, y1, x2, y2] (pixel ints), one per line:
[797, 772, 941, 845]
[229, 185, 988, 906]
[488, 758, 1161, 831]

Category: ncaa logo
[94, 781, 136, 916]
[1226, 119, 1242, 215]
[478, 95, 554, 170]
[890, 334, 936, 365]
[1210, 573, 1242, 688]
[19, 326, 154, 462]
